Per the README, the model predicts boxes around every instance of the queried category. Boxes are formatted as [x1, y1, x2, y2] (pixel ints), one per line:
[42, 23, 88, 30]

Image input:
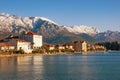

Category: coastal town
[1, 1, 120, 80]
[0, 31, 106, 55]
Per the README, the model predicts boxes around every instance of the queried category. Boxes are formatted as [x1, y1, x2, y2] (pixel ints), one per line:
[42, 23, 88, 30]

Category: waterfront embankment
[0, 50, 119, 57]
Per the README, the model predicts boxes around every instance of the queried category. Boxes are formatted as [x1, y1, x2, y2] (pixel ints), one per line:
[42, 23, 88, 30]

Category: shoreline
[0, 52, 77, 57]
[0, 51, 120, 57]
[0, 53, 57, 57]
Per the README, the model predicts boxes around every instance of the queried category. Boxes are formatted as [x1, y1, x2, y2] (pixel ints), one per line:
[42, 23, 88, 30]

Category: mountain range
[0, 13, 120, 44]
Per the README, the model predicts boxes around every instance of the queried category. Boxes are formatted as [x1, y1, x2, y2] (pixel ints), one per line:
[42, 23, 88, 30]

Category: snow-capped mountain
[64, 25, 100, 35]
[0, 13, 119, 43]
[0, 13, 100, 35]
[0, 13, 58, 33]
[0, 13, 25, 32]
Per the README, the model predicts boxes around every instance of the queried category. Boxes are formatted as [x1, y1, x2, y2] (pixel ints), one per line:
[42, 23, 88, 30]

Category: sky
[0, 0, 120, 31]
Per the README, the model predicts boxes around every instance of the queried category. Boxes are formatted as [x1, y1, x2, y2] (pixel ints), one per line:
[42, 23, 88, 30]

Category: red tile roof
[47, 44, 55, 47]
[55, 44, 64, 47]
[63, 44, 72, 46]
[26, 31, 38, 35]
[0, 42, 13, 47]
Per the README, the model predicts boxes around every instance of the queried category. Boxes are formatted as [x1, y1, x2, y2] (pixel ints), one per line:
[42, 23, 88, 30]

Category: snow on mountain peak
[38, 17, 58, 25]
[0, 13, 10, 17]
[27, 16, 58, 25]
[64, 25, 100, 35]
[0, 13, 100, 35]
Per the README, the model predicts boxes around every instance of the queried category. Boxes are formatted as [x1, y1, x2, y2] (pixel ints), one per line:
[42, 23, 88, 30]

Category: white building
[82, 41, 87, 52]
[0, 31, 42, 53]
[0, 42, 14, 50]
[19, 31, 42, 49]
[9, 39, 32, 53]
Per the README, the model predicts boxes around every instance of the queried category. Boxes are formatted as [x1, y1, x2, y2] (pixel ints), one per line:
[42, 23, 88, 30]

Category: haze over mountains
[0, 13, 120, 44]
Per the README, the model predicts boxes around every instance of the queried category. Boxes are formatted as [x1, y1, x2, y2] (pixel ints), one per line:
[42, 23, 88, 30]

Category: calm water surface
[0, 52, 120, 80]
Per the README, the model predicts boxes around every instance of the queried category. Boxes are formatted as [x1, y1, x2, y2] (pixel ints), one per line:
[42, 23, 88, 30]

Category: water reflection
[0, 53, 120, 80]
[17, 56, 44, 79]
[0, 57, 17, 72]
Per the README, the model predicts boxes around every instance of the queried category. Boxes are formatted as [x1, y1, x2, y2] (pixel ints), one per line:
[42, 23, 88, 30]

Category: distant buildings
[19, 31, 42, 48]
[47, 45, 55, 50]
[0, 42, 14, 50]
[87, 43, 106, 52]
[46, 40, 105, 53]
[46, 44, 74, 51]
[63, 44, 74, 50]
[94, 45, 106, 51]
[71, 41, 87, 52]
[0, 31, 42, 53]
[46, 40, 87, 52]
[0, 31, 106, 53]
[9, 39, 32, 53]
[55, 44, 65, 50]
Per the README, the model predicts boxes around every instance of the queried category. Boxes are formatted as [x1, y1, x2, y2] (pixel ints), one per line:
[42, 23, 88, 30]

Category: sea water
[0, 52, 120, 80]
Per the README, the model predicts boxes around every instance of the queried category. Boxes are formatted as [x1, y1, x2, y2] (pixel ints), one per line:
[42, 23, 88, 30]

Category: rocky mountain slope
[0, 13, 119, 43]
[64, 25, 100, 35]
[0, 13, 100, 34]
[0, 13, 59, 33]
[95, 30, 120, 42]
